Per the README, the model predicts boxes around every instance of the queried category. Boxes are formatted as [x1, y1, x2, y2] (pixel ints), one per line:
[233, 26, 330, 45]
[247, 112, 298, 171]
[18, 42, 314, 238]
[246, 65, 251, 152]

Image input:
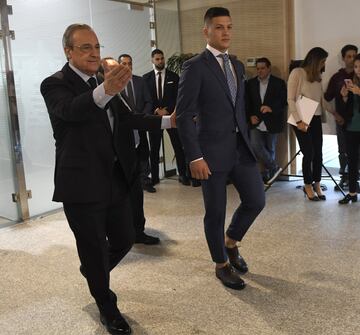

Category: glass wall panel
[0, 8, 20, 223]
[7, 0, 152, 217]
[155, 0, 181, 175]
[91, 0, 152, 75]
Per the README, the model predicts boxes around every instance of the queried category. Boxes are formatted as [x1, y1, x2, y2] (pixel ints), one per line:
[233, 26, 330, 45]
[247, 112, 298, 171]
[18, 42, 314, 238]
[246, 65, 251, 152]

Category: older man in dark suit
[40, 24, 174, 334]
[176, 7, 265, 290]
[143, 49, 189, 186]
[118, 53, 160, 245]
[246, 57, 287, 183]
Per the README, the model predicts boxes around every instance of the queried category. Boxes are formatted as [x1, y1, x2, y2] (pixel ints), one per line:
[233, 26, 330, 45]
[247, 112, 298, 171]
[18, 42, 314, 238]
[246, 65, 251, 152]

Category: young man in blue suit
[176, 7, 265, 290]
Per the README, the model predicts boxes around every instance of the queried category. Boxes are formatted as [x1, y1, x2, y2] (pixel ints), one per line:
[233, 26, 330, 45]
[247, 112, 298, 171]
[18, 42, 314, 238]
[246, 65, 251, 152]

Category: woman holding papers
[338, 53, 360, 204]
[288, 47, 329, 201]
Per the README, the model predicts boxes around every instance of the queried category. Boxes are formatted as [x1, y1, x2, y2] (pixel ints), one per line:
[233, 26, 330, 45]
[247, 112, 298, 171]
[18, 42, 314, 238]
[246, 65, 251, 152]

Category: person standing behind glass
[287, 47, 329, 201]
[338, 53, 360, 204]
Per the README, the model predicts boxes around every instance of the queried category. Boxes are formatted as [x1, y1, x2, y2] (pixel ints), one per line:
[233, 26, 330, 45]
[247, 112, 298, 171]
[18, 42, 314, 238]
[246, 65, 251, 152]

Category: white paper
[287, 95, 319, 126]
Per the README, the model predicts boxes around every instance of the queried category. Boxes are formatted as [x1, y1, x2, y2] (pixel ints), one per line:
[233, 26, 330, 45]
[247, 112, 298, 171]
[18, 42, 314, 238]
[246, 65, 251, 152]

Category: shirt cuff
[190, 157, 203, 163]
[161, 115, 171, 129]
[93, 83, 113, 108]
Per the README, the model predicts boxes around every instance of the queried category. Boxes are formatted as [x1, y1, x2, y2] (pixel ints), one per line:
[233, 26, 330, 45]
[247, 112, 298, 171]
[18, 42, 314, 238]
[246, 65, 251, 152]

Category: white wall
[294, 0, 359, 89]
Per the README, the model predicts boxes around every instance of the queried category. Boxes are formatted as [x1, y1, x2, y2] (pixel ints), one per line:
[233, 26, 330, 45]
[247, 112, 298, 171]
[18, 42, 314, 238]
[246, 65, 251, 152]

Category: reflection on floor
[0, 179, 359, 335]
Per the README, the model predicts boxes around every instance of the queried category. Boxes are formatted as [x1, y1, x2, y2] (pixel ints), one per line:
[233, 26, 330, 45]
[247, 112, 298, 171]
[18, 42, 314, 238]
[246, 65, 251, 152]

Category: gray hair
[62, 23, 93, 49]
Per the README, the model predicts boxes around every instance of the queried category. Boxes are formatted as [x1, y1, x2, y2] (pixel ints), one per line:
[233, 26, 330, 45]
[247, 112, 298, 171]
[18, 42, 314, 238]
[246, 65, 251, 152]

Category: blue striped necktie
[218, 53, 237, 105]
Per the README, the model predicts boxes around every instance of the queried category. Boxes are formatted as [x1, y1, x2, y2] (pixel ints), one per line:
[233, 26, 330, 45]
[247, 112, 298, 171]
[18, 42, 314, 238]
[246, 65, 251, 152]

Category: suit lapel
[95, 74, 113, 134]
[203, 50, 234, 106]
[149, 71, 157, 103]
[262, 75, 273, 104]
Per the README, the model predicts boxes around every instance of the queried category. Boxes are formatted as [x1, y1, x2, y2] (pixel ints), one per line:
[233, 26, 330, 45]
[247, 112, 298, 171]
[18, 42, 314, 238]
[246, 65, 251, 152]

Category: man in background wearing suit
[41, 24, 174, 334]
[176, 7, 265, 290]
[246, 57, 287, 184]
[118, 53, 160, 245]
[143, 49, 189, 186]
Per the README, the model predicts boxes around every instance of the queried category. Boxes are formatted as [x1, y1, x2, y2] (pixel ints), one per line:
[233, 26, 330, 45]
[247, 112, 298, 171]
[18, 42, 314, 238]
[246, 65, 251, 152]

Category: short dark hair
[151, 49, 164, 58]
[341, 44, 358, 58]
[118, 53, 132, 62]
[256, 57, 271, 67]
[204, 7, 230, 25]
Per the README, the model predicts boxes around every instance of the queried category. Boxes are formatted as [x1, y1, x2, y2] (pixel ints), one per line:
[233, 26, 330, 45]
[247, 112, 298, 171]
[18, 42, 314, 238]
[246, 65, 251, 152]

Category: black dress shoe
[178, 175, 191, 186]
[143, 184, 156, 193]
[215, 264, 246, 290]
[225, 246, 248, 274]
[100, 312, 131, 335]
[191, 179, 201, 187]
[339, 193, 358, 204]
[135, 232, 160, 245]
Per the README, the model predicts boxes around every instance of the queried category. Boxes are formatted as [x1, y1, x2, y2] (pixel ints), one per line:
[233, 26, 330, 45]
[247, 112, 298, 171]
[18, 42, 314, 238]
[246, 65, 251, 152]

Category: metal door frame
[0, 0, 30, 221]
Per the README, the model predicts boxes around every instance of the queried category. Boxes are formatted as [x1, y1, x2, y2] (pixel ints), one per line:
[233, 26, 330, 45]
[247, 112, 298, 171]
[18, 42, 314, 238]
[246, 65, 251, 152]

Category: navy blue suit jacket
[176, 49, 256, 172]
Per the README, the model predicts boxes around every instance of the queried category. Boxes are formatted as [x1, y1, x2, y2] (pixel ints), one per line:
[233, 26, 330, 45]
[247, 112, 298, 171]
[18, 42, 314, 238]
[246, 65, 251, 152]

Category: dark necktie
[157, 71, 162, 102]
[218, 54, 237, 105]
[87, 77, 97, 89]
[126, 81, 136, 110]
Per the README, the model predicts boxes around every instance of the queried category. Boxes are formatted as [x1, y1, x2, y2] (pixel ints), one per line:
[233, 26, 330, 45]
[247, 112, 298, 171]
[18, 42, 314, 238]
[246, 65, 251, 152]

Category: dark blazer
[246, 75, 287, 133]
[40, 63, 161, 203]
[143, 69, 179, 114]
[338, 91, 358, 128]
[126, 75, 153, 115]
[176, 49, 256, 172]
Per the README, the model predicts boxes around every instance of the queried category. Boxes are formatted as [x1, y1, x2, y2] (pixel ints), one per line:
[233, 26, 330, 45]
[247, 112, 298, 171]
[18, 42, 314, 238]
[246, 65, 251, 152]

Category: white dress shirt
[153, 66, 166, 100]
[257, 74, 270, 132]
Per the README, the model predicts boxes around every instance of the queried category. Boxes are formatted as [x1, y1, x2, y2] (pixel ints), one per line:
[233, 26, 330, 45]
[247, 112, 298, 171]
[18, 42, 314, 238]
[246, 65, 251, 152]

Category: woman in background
[338, 53, 360, 204]
[288, 47, 329, 201]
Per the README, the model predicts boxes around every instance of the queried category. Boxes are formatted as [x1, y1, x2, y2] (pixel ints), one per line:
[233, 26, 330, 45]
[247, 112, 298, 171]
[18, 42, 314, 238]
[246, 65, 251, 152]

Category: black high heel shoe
[303, 187, 320, 201]
[338, 193, 358, 204]
[312, 184, 326, 200]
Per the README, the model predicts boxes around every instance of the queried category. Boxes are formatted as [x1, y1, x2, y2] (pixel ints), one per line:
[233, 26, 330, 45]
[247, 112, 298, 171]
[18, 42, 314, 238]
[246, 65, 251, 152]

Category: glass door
[0, 0, 23, 226]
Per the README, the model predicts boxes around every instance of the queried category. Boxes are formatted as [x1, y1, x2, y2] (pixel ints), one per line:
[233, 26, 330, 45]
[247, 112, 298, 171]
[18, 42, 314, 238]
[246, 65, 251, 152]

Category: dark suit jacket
[246, 75, 287, 133]
[143, 69, 179, 114]
[40, 63, 161, 203]
[123, 75, 153, 115]
[176, 49, 256, 172]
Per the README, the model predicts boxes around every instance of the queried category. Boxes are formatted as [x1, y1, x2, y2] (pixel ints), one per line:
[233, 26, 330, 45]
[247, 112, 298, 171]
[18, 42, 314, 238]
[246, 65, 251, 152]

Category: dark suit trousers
[63, 162, 135, 315]
[137, 130, 152, 185]
[345, 130, 360, 193]
[293, 115, 323, 184]
[201, 138, 265, 263]
[149, 128, 187, 181]
[130, 148, 146, 236]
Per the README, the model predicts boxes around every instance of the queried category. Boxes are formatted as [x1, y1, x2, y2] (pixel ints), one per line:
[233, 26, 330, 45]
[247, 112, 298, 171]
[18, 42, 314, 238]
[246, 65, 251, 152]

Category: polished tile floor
[0, 178, 359, 335]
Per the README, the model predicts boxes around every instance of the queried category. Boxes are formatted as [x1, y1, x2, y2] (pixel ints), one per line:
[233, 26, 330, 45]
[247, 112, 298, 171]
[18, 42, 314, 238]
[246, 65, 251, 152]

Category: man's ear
[203, 26, 208, 39]
[64, 47, 72, 60]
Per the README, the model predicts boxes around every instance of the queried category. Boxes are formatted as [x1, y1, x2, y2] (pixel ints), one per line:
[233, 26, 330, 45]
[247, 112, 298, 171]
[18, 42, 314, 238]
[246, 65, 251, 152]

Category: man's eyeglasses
[71, 44, 104, 53]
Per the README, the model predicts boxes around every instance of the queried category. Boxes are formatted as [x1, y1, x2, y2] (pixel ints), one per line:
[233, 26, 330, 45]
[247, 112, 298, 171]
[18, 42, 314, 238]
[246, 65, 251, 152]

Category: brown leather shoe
[225, 246, 248, 274]
[215, 264, 246, 290]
